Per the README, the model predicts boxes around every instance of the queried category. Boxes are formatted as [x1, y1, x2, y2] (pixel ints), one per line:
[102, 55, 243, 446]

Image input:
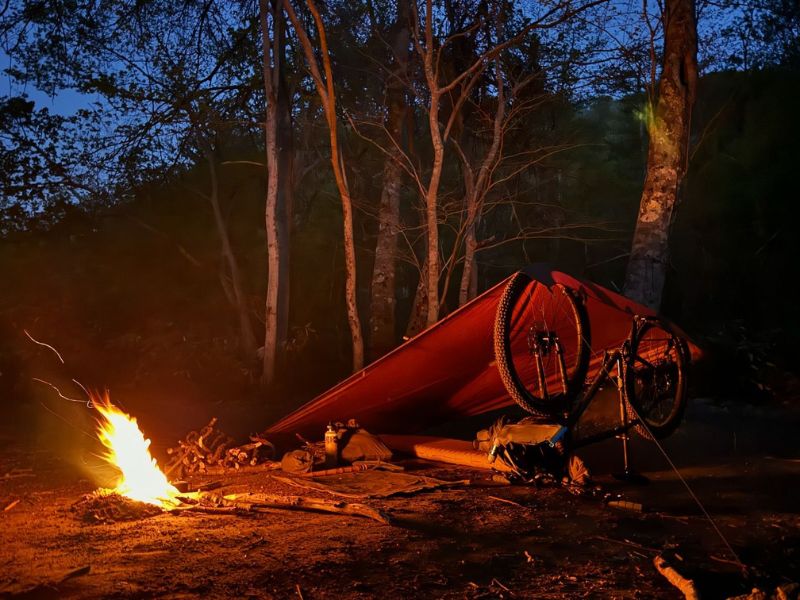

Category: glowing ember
[94, 393, 180, 508]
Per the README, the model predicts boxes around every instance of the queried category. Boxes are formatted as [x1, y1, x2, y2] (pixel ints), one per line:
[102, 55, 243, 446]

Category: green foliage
[0, 94, 111, 233]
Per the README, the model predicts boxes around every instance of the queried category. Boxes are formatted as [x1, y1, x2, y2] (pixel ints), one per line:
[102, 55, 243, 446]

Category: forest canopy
[1, 0, 798, 414]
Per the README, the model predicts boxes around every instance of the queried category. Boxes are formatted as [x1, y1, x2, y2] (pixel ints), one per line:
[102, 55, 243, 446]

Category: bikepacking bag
[474, 417, 590, 489]
[338, 426, 393, 463]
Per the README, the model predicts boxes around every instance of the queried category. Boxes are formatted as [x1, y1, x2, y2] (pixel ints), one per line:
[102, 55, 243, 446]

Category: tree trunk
[623, 0, 697, 309]
[456, 153, 477, 308]
[368, 0, 409, 360]
[204, 148, 258, 359]
[457, 62, 504, 307]
[469, 252, 478, 298]
[405, 260, 429, 338]
[283, 0, 364, 371]
[459, 221, 477, 306]
[260, 0, 281, 386]
[419, 0, 443, 328]
[424, 95, 443, 327]
[275, 8, 293, 361]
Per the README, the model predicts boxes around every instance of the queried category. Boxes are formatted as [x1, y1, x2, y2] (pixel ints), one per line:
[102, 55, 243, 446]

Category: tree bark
[368, 0, 410, 360]
[405, 260, 429, 339]
[423, 43, 443, 327]
[623, 0, 697, 309]
[459, 222, 477, 306]
[275, 5, 293, 362]
[259, 0, 281, 386]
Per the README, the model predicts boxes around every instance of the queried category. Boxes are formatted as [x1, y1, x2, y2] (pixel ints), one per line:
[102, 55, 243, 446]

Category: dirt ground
[0, 399, 798, 600]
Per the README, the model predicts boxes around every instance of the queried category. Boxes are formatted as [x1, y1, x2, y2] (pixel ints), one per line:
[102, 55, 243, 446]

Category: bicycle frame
[530, 316, 655, 449]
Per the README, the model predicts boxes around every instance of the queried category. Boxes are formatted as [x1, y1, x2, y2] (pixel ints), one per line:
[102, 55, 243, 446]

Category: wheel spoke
[500, 277, 587, 416]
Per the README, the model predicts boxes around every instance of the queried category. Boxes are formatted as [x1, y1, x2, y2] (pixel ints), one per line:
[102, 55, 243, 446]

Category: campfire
[76, 394, 392, 525]
[93, 393, 180, 508]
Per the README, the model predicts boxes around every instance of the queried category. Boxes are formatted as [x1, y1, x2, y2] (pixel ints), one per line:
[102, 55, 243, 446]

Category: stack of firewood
[165, 418, 275, 478]
[219, 435, 275, 470]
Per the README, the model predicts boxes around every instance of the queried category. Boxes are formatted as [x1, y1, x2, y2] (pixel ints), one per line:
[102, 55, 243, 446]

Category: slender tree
[284, 0, 365, 371]
[368, 0, 411, 359]
[259, 0, 283, 385]
[410, 0, 608, 327]
[623, 0, 698, 308]
[198, 136, 259, 357]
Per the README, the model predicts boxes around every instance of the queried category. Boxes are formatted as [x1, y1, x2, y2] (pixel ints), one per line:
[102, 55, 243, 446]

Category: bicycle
[493, 271, 689, 473]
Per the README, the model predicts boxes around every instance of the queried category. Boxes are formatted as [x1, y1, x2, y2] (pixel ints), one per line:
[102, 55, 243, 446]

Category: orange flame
[94, 394, 180, 508]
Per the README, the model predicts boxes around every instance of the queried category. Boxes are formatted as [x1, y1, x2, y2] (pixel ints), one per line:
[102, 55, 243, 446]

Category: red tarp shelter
[267, 265, 700, 439]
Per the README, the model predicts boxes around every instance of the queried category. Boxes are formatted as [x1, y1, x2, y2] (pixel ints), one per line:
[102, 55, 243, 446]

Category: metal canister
[324, 423, 338, 467]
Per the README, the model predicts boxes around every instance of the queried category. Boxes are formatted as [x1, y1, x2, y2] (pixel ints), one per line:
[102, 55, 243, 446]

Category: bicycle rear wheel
[494, 272, 589, 417]
[625, 319, 688, 439]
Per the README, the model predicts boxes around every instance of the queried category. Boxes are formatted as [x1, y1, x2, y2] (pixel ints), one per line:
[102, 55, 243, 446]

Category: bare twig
[487, 495, 528, 510]
[590, 535, 659, 554]
[220, 493, 391, 525]
[23, 330, 65, 363]
[3, 499, 20, 512]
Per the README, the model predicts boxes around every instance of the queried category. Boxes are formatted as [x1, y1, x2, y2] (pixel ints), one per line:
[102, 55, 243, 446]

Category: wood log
[171, 505, 249, 516]
[654, 555, 700, 600]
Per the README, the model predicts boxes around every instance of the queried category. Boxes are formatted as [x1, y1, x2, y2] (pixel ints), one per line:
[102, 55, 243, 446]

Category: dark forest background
[1, 0, 799, 431]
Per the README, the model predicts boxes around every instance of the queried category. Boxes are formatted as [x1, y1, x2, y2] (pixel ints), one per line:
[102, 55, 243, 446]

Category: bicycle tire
[494, 272, 589, 417]
[624, 318, 688, 440]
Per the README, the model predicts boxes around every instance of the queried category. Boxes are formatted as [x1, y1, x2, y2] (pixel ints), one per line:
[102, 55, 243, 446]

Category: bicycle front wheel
[494, 272, 589, 417]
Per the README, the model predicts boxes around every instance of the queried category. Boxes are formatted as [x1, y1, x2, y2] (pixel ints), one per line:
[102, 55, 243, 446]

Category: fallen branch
[220, 493, 391, 525]
[2, 468, 35, 480]
[3, 499, 21, 512]
[60, 566, 91, 583]
[271, 474, 372, 499]
[295, 461, 405, 477]
[296, 463, 371, 477]
[203, 462, 281, 475]
[490, 578, 515, 597]
[487, 495, 528, 510]
[655, 512, 690, 524]
[653, 555, 700, 600]
[608, 500, 644, 512]
[171, 505, 251, 517]
[709, 554, 749, 571]
[590, 535, 659, 554]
